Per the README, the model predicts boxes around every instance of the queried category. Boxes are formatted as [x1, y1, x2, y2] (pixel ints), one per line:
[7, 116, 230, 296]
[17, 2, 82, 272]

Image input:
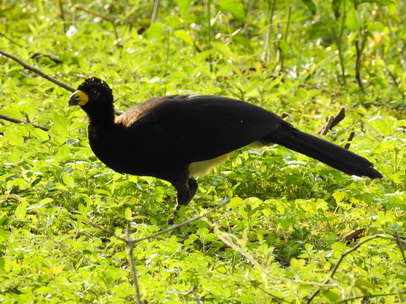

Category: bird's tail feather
[265, 126, 382, 179]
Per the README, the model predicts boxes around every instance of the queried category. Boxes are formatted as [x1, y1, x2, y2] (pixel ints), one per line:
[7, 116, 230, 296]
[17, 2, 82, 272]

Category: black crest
[77, 77, 113, 97]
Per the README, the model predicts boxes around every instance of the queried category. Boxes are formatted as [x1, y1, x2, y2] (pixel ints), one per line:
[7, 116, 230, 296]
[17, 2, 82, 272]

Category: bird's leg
[187, 178, 198, 201]
[173, 177, 198, 210]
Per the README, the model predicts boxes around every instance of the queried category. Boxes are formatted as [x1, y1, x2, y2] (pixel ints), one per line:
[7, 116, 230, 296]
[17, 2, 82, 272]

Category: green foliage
[1, 0, 405, 303]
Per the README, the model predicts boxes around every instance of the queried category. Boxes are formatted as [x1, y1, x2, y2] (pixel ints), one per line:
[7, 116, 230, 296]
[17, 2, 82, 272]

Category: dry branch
[0, 49, 75, 92]
[306, 234, 406, 303]
[0, 114, 49, 131]
[317, 107, 346, 135]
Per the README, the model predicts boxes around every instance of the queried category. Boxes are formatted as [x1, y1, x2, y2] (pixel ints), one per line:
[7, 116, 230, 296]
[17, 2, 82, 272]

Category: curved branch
[0, 49, 75, 92]
[0, 114, 49, 131]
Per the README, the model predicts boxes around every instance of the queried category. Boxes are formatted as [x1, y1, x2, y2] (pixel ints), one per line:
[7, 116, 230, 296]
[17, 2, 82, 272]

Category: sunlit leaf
[301, 0, 316, 14]
[177, 0, 192, 18]
[174, 29, 194, 46]
[290, 257, 305, 272]
[346, 8, 361, 31]
[15, 202, 27, 220]
[219, 0, 245, 19]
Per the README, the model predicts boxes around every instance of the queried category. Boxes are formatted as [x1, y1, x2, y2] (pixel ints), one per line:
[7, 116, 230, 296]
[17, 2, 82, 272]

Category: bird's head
[69, 77, 114, 109]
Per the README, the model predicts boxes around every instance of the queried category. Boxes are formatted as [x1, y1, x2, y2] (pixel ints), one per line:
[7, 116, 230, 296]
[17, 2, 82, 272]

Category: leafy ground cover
[1, 0, 405, 303]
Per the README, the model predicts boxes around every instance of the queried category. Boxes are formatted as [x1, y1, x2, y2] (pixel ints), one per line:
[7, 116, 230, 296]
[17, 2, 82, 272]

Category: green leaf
[4, 129, 24, 146]
[0, 109, 25, 120]
[166, 71, 188, 79]
[144, 22, 164, 39]
[229, 197, 244, 208]
[213, 42, 239, 62]
[332, 0, 341, 19]
[219, 0, 245, 19]
[331, 242, 347, 251]
[197, 228, 209, 237]
[124, 208, 132, 220]
[31, 127, 49, 141]
[174, 29, 194, 46]
[8, 149, 23, 164]
[0, 257, 5, 271]
[354, 277, 375, 290]
[177, 0, 192, 18]
[346, 8, 361, 31]
[278, 40, 291, 57]
[53, 115, 70, 128]
[290, 257, 305, 272]
[321, 289, 341, 303]
[62, 175, 75, 187]
[301, 0, 316, 14]
[15, 202, 27, 220]
[94, 189, 111, 196]
[358, 0, 395, 5]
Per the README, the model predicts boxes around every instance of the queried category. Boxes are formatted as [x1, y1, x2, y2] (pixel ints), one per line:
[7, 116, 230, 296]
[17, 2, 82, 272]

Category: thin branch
[0, 49, 75, 92]
[126, 227, 142, 304]
[87, 201, 229, 302]
[353, 0, 365, 93]
[278, 5, 292, 72]
[337, 0, 347, 85]
[344, 131, 355, 150]
[88, 200, 230, 245]
[74, 5, 120, 43]
[0, 114, 50, 131]
[88, 222, 128, 243]
[317, 107, 346, 135]
[150, 0, 160, 25]
[214, 227, 337, 287]
[306, 234, 406, 303]
[337, 291, 406, 303]
[0, 32, 24, 48]
[131, 199, 229, 244]
[0, 50, 124, 116]
[58, 0, 67, 33]
[254, 283, 291, 303]
[395, 232, 406, 264]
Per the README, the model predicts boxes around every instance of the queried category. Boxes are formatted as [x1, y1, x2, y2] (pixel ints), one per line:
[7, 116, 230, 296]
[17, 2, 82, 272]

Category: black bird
[69, 77, 382, 207]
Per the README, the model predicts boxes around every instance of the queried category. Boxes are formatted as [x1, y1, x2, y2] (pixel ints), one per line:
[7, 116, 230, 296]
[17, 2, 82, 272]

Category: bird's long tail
[265, 123, 383, 179]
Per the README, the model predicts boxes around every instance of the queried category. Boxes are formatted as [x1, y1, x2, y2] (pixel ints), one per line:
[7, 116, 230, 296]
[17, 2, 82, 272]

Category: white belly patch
[189, 154, 230, 177]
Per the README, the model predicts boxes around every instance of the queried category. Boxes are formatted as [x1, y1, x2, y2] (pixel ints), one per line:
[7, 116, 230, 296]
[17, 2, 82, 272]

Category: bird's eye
[90, 89, 98, 96]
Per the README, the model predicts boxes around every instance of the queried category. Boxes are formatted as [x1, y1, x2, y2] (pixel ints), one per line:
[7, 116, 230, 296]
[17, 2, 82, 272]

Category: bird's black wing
[118, 95, 282, 164]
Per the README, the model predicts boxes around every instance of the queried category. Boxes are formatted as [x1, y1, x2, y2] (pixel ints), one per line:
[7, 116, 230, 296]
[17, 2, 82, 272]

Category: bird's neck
[85, 105, 116, 127]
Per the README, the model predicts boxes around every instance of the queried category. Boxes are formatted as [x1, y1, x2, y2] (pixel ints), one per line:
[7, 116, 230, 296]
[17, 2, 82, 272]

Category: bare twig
[150, 0, 160, 25]
[0, 114, 49, 131]
[131, 199, 229, 244]
[74, 5, 120, 43]
[278, 5, 292, 72]
[317, 107, 346, 135]
[126, 227, 142, 304]
[353, 0, 366, 93]
[0, 50, 124, 116]
[88, 222, 128, 242]
[89, 200, 229, 246]
[344, 131, 355, 150]
[242, 0, 258, 34]
[337, 291, 406, 303]
[306, 234, 406, 303]
[87, 200, 229, 303]
[395, 232, 406, 264]
[58, 0, 67, 33]
[338, 15, 347, 85]
[254, 283, 291, 303]
[0, 49, 75, 92]
[0, 32, 24, 48]
[214, 227, 337, 287]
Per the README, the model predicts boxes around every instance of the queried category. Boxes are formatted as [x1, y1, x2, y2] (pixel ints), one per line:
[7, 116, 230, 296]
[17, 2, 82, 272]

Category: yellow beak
[69, 90, 89, 106]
